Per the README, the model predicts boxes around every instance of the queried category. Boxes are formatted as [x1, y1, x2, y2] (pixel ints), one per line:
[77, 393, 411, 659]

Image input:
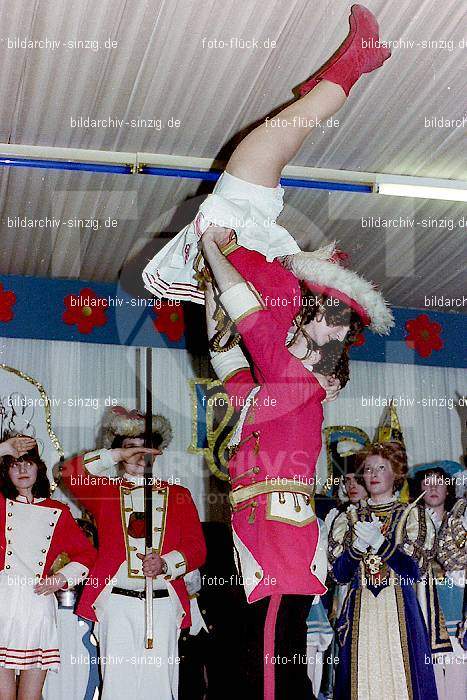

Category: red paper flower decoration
[352, 332, 366, 347]
[153, 302, 185, 342]
[405, 314, 443, 358]
[62, 287, 108, 334]
[0, 283, 16, 322]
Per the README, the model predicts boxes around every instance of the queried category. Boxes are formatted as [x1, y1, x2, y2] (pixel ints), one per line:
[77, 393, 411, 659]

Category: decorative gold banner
[188, 378, 238, 481]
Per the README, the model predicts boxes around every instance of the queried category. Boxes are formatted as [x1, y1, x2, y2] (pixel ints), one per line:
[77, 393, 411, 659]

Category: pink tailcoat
[223, 247, 327, 602]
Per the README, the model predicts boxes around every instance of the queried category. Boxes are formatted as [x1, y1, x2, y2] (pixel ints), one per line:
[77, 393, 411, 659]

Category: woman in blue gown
[328, 440, 439, 700]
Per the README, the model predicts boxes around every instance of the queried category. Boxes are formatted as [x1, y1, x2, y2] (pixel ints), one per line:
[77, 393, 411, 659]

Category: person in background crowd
[321, 427, 369, 699]
[328, 438, 439, 700]
[411, 461, 467, 700]
[0, 435, 96, 700]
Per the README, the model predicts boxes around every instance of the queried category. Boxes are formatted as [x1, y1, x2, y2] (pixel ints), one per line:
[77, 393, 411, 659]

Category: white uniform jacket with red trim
[0, 493, 96, 586]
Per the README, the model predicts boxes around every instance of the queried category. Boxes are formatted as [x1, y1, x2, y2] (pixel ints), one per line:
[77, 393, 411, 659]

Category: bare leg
[225, 80, 346, 188]
[0, 668, 16, 700]
[17, 669, 47, 700]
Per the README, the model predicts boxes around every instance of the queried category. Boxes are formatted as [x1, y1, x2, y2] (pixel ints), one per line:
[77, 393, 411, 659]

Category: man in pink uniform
[201, 232, 392, 699]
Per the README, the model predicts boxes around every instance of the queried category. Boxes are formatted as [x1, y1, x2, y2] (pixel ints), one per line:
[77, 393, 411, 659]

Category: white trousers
[97, 593, 180, 700]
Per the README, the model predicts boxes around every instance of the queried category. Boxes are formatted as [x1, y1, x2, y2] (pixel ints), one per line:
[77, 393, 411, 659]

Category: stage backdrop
[1, 334, 464, 506]
[319, 360, 465, 492]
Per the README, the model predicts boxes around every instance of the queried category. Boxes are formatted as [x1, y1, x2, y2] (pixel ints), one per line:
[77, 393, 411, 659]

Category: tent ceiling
[0, 0, 465, 312]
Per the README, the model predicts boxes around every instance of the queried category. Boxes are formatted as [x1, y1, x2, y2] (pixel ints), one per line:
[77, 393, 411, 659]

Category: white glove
[352, 534, 369, 553]
[354, 514, 385, 551]
[324, 507, 339, 531]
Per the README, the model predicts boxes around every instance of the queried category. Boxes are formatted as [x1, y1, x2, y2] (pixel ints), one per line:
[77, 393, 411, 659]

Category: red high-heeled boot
[298, 4, 391, 97]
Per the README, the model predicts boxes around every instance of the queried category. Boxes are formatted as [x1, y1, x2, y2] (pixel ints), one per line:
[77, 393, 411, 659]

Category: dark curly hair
[0, 440, 51, 500]
[313, 341, 350, 388]
[355, 441, 408, 491]
[287, 286, 364, 388]
[412, 467, 457, 512]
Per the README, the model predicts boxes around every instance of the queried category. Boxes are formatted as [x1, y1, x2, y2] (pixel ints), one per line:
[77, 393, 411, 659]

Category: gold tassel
[248, 502, 257, 524]
[253, 431, 260, 455]
[293, 494, 301, 512]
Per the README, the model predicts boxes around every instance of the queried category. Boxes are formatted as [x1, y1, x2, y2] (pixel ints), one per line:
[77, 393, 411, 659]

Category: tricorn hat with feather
[102, 406, 173, 450]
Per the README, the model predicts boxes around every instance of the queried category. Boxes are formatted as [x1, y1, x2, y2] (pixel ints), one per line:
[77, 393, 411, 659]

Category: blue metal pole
[0, 157, 372, 192]
[0, 157, 132, 175]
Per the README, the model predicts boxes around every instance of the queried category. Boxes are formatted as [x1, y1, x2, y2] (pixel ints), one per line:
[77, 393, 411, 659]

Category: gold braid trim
[350, 588, 362, 700]
[437, 499, 467, 570]
[394, 585, 413, 700]
[209, 291, 241, 353]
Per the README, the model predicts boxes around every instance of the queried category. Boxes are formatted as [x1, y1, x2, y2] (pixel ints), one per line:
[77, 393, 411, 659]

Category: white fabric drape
[0, 337, 208, 518]
[318, 360, 465, 491]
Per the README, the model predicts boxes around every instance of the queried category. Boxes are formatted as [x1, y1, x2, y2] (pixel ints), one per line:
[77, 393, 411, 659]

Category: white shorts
[142, 171, 300, 304]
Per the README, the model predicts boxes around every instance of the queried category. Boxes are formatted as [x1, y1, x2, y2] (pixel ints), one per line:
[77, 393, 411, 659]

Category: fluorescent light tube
[376, 182, 467, 202]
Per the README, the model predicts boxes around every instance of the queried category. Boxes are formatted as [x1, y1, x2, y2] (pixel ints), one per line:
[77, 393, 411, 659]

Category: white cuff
[184, 568, 202, 596]
[162, 550, 187, 580]
[210, 345, 250, 382]
[83, 449, 116, 475]
[219, 282, 264, 324]
[57, 561, 90, 588]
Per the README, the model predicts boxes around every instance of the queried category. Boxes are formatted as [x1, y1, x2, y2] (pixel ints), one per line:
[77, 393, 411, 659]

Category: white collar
[14, 495, 46, 504]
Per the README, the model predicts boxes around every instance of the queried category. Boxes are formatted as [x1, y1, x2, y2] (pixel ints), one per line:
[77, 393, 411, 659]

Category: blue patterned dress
[328, 498, 439, 700]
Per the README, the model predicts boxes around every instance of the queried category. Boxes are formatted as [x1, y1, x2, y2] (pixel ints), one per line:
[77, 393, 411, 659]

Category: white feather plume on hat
[288, 242, 394, 335]
[102, 406, 173, 450]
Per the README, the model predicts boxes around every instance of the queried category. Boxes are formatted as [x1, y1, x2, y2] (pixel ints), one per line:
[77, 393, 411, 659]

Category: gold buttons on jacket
[255, 571, 262, 579]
